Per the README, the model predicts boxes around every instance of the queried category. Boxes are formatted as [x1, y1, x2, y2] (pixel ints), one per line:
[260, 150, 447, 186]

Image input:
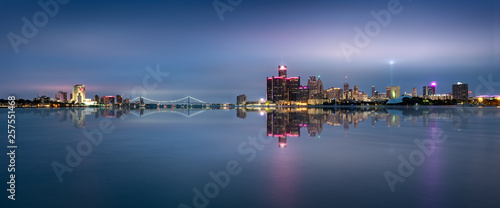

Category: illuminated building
[298, 86, 309, 101]
[116, 95, 123, 104]
[430, 82, 436, 94]
[326, 87, 343, 100]
[412, 88, 418, 97]
[343, 82, 349, 100]
[83, 98, 97, 106]
[71, 84, 85, 104]
[100, 96, 115, 106]
[278, 65, 287, 77]
[266, 65, 300, 102]
[307, 76, 323, 98]
[452, 82, 468, 100]
[386, 86, 400, 99]
[35, 95, 50, 104]
[423, 85, 435, 99]
[286, 77, 300, 101]
[429, 94, 453, 100]
[358, 91, 368, 101]
[353, 85, 359, 100]
[56, 91, 68, 102]
[237, 94, 247, 105]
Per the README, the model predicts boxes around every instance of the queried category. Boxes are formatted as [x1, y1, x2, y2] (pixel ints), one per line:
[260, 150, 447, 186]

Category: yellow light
[478, 97, 483, 102]
[496, 97, 500, 101]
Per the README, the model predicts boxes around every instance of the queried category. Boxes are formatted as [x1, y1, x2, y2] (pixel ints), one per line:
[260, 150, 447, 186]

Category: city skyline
[1, 0, 499, 102]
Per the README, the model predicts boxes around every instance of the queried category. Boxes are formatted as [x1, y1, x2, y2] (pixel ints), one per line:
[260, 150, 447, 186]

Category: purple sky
[1, 0, 499, 102]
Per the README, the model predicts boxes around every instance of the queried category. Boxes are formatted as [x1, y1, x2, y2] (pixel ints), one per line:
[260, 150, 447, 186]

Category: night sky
[1, 0, 499, 102]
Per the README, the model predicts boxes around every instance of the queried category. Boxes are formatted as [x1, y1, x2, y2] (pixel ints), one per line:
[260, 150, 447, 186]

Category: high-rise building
[56, 91, 68, 102]
[386, 86, 400, 99]
[423, 85, 435, 99]
[353, 85, 358, 100]
[358, 91, 368, 101]
[452, 82, 469, 100]
[412, 88, 418, 97]
[100, 96, 115, 106]
[278, 65, 287, 78]
[237, 94, 247, 105]
[343, 83, 349, 100]
[298, 86, 309, 101]
[372, 86, 375, 98]
[308, 76, 324, 98]
[71, 84, 85, 104]
[307, 76, 318, 98]
[116, 95, 123, 104]
[430, 82, 436, 94]
[286, 77, 300, 101]
[266, 65, 300, 102]
[94, 95, 100, 104]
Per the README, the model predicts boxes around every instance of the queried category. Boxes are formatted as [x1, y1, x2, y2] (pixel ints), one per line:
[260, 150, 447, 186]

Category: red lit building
[266, 65, 300, 102]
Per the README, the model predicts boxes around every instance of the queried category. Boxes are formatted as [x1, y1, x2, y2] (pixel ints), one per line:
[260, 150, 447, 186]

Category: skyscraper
[286, 77, 300, 101]
[71, 84, 85, 104]
[343, 82, 349, 100]
[298, 86, 309, 101]
[266, 65, 300, 102]
[412, 88, 417, 97]
[452, 82, 469, 100]
[372, 86, 375, 98]
[237, 94, 247, 105]
[423, 85, 435, 99]
[57, 91, 68, 102]
[386, 86, 400, 99]
[307, 76, 318, 98]
[278, 65, 287, 78]
[430, 82, 436, 94]
[116, 95, 123, 104]
[353, 85, 358, 100]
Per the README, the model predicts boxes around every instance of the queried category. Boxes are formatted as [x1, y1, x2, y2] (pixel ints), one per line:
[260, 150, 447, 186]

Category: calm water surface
[1, 107, 500, 208]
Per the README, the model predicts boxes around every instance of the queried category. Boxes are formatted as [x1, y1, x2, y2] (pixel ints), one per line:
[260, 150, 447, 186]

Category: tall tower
[353, 85, 358, 100]
[430, 82, 436, 94]
[278, 65, 287, 78]
[71, 84, 85, 104]
[343, 76, 349, 100]
[372, 85, 375, 98]
[307, 76, 318, 98]
[412, 88, 417, 97]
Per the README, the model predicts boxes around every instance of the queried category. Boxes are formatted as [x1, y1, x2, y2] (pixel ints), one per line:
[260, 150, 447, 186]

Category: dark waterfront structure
[452, 82, 469, 100]
[237, 94, 247, 105]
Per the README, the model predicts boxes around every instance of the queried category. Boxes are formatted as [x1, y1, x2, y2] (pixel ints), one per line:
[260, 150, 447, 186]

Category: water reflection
[24, 106, 498, 133]
[234, 107, 497, 148]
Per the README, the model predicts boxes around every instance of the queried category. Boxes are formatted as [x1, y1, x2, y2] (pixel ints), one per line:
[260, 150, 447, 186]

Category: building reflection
[235, 107, 478, 149]
[52, 108, 133, 128]
[31, 106, 480, 134]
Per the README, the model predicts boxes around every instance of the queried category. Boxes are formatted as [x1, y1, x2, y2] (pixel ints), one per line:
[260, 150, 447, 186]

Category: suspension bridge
[129, 108, 207, 118]
[130, 96, 207, 104]
[129, 96, 230, 108]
